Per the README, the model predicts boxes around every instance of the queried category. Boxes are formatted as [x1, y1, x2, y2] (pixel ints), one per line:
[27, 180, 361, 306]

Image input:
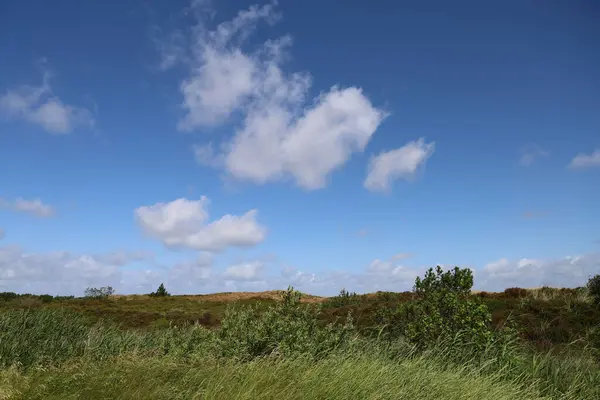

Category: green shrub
[378, 266, 493, 351]
[0, 292, 18, 302]
[214, 286, 355, 361]
[39, 294, 54, 303]
[504, 287, 528, 298]
[587, 275, 600, 305]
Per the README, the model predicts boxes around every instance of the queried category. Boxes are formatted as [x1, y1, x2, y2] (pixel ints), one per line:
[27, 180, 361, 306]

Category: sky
[0, 0, 599, 296]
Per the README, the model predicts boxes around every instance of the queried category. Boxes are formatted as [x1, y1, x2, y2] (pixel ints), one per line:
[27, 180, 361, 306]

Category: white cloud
[135, 196, 267, 252]
[223, 261, 263, 281]
[168, 2, 387, 190]
[0, 71, 93, 134]
[0, 197, 56, 218]
[364, 138, 435, 192]
[0, 246, 132, 295]
[193, 142, 223, 167]
[477, 253, 600, 291]
[519, 144, 549, 166]
[0, 245, 190, 296]
[167, 254, 213, 291]
[569, 149, 600, 169]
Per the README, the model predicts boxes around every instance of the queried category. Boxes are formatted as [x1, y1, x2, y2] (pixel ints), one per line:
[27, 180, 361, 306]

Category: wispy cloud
[364, 138, 435, 192]
[519, 144, 549, 166]
[568, 149, 600, 169]
[0, 197, 56, 218]
[0, 69, 94, 134]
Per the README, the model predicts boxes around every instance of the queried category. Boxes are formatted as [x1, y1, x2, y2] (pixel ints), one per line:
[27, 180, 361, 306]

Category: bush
[39, 294, 54, 303]
[377, 266, 493, 351]
[0, 292, 19, 302]
[587, 275, 600, 305]
[503, 287, 528, 298]
[214, 286, 356, 361]
[54, 296, 75, 301]
[149, 283, 170, 297]
[84, 286, 114, 299]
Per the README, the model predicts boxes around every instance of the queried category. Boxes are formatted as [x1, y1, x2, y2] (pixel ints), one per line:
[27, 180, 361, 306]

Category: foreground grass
[1, 355, 545, 400]
[0, 309, 599, 399]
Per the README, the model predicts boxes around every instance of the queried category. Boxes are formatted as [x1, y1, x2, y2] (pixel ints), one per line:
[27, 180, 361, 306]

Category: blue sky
[0, 0, 599, 296]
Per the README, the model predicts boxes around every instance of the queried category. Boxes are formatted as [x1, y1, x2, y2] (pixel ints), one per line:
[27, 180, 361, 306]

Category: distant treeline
[0, 292, 75, 303]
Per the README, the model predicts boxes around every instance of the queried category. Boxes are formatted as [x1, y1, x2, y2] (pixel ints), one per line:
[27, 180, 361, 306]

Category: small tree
[149, 283, 170, 297]
[587, 274, 600, 305]
[84, 286, 114, 299]
[377, 266, 493, 350]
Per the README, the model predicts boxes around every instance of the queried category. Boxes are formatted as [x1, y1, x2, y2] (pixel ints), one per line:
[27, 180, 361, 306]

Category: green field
[1, 271, 599, 399]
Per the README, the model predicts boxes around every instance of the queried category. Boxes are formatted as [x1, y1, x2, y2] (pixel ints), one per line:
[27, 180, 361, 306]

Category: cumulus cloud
[364, 138, 435, 192]
[0, 70, 93, 134]
[0, 197, 56, 218]
[223, 261, 263, 281]
[135, 196, 267, 252]
[569, 149, 600, 169]
[519, 144, 549, 166]
[167, 1, 387, 190]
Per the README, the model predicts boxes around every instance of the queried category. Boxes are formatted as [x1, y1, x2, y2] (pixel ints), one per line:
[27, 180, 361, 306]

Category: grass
[1, 354, 546, 400]
[0, 285, 599, 399]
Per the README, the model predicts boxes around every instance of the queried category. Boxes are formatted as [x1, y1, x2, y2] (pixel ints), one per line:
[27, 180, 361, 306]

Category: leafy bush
[54, 295, 75, 301]
[503, 287, 528, 298]
[587, 274, 600, 305]
[39, 294, 54, 303]
[377, 266, 493, 351]
[84, 286, 114, 299]
[149, 283, 170, 297]
[0, 292, 18, 302]
[214, 286, 356, 361]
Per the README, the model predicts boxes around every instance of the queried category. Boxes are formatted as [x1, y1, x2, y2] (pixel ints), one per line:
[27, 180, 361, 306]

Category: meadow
[1, 268, 599, 399]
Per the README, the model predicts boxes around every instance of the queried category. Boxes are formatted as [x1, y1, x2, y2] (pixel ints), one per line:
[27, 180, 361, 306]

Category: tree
[84, 286, 114, 299]
[149, 283, 170, 297]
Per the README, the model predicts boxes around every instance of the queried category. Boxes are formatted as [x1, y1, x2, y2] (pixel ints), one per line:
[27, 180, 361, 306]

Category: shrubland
[0, 268, 599, 399]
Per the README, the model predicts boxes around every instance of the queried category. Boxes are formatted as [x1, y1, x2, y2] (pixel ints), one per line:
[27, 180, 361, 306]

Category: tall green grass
[1, 354, 545, 400]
